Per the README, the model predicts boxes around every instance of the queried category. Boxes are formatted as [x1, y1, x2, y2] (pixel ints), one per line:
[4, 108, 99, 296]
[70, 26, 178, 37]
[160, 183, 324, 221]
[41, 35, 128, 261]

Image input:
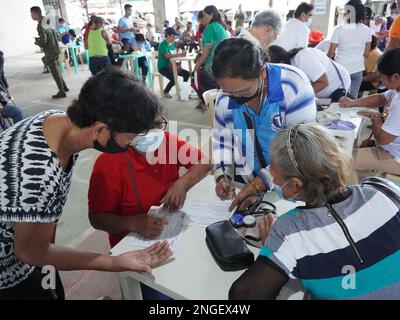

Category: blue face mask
[133, 129, 164, 153]
[274, 180, 298, 203]
[266, 166, 298, 202]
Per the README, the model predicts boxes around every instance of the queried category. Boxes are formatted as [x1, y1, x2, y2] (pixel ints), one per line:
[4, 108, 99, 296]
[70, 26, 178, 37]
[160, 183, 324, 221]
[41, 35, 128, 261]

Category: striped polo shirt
[212, 63, 316, 187]
[260, 185, 400, 299]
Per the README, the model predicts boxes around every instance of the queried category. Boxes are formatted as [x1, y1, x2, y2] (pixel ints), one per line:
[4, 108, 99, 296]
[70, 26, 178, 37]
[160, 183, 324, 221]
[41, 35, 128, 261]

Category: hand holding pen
[215, 162, 236, 201]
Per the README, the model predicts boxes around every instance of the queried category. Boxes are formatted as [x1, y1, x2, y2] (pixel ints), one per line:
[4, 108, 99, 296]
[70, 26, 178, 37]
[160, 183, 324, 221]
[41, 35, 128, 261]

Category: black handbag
[205, 220, 254, 271]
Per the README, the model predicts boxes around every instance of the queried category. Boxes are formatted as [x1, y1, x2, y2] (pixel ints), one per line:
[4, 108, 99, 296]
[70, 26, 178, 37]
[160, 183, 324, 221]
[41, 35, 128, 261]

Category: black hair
[69, 29, 77, 38]
[345, 0, 365, 23]
[135, 33, 145, 42]
[391, 1, 397, 10]
[30, 6, 42, 15]
[226, 20, 232, 26]
[371, 35, 378, 50]
[67, 67, 159, 133]
[364, 7, 373, 19]
[286, 9, 295, 20]
[59, 17, 65, 23]
[124, 4, 132, 10]
[294, 2, 314, 18]
[204, 5, 224, 27]
[198, 11, 204, 19]
[212, 38, 265, 80]
[377, 48, 400, 76]
[267, 45, 291, 64]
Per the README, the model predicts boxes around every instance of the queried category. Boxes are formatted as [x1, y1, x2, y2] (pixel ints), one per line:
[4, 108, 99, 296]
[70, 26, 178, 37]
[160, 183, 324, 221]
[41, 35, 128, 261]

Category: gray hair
[270, 124, 350, 207]
[251, 10, 282, 32]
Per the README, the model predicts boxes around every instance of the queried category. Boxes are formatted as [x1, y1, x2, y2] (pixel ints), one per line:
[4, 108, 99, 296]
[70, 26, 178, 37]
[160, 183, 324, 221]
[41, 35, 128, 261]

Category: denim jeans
[89, 56, 111, 75]
[349, 71, 363, 99]
[2, 103, 23, 123]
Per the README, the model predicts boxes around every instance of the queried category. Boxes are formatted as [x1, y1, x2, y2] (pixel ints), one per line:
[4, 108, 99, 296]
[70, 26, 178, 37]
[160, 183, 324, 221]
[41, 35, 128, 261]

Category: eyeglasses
[153, 115, 168, 130]
[226, 77, 261, 98]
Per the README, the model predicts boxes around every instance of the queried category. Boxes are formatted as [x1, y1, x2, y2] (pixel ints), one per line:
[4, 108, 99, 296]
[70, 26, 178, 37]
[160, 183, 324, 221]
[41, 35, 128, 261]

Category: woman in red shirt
[88, 114, 211, 300]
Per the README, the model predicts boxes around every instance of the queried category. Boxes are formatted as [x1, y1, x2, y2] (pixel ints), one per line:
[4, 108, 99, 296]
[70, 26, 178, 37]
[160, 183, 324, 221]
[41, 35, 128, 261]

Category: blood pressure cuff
[205, 220, 254, 272]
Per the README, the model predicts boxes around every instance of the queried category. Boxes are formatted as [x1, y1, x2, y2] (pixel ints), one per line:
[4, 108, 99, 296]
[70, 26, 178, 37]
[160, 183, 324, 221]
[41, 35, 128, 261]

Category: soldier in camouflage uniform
[30, 6, 69, 98]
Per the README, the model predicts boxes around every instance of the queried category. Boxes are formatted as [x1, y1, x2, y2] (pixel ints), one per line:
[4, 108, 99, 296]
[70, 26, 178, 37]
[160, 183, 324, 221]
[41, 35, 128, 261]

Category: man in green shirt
[30, 6, 68, 99]
[157, 27, 190, 98]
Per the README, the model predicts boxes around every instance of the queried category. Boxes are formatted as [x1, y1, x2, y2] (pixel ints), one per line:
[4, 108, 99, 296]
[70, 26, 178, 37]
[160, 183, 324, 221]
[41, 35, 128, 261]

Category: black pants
[159, 66, 190, 93]
[191, 69, 218, 102]
[178, 41, 199, 53]
[0, 267, 65, 300]
[138, 56, 148, 80]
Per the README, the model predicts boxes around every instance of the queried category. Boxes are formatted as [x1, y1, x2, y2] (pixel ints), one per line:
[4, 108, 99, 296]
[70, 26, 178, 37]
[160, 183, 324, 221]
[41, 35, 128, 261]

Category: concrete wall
[0, 0, 42, 57]
[311, 0, 348, 38]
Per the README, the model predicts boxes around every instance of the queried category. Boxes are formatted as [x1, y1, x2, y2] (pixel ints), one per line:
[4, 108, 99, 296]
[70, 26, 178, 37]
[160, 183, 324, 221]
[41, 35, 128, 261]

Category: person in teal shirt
[157, 27, 190, 98]
[192, 5, 228, 109]
[194, 5, 229, 74]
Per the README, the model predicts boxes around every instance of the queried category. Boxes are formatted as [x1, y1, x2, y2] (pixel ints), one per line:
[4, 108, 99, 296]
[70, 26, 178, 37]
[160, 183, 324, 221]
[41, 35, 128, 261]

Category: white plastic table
[111, 175, 305, 300]
[322, 103, 365, 155]
[170, 54, 196, 101]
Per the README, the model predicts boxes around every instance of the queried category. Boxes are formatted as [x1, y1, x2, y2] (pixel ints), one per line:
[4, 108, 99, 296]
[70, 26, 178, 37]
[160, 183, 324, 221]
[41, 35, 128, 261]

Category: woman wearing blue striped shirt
[211, 38, 316, 211]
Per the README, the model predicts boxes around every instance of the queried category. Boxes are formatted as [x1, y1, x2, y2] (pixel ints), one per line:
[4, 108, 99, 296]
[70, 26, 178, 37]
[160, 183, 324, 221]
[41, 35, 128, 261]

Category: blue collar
[265, 64, 284, 103]
[226, 64, 284, 110]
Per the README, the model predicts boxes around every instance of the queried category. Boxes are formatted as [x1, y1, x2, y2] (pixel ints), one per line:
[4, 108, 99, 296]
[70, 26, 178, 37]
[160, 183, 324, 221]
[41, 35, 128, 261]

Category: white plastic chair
[150, 51, 164, 93]
[202, 89, 218, 128]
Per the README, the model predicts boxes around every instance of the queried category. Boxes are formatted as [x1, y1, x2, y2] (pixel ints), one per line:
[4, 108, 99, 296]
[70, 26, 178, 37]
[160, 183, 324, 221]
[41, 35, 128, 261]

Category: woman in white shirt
[340, 48, 400, 183]
[328, 0, 372, 99]
[273, 2, 313, 51]
[268, 45, 351, 100]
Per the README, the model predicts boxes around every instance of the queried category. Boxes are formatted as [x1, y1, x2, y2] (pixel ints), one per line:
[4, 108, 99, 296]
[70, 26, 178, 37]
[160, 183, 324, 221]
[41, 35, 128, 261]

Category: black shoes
[52, 92, 67, 99]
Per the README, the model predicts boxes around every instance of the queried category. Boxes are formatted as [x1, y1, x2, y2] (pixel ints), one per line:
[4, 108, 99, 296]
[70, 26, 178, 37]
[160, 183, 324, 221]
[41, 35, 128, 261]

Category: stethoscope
[230, 192, 277, 228]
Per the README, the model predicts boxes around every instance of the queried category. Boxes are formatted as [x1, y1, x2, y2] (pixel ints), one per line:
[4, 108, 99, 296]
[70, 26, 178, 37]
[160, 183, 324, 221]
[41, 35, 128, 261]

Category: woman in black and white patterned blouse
[0, 68, 172, 300]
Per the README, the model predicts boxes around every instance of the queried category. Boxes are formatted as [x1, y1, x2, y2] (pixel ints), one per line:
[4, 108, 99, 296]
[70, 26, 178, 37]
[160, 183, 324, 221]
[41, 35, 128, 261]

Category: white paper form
[183, 200, 232, 227]
[131, 206, 186, 253]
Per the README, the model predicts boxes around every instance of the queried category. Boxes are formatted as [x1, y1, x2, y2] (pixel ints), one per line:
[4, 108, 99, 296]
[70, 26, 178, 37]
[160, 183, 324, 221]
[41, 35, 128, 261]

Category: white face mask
[306, 18, 313, 28]
[132, 129, 164, 153]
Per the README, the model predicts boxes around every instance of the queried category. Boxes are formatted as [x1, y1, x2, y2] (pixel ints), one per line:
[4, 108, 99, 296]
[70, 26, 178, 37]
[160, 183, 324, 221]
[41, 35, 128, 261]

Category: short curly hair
[67, 67, 160, 134]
